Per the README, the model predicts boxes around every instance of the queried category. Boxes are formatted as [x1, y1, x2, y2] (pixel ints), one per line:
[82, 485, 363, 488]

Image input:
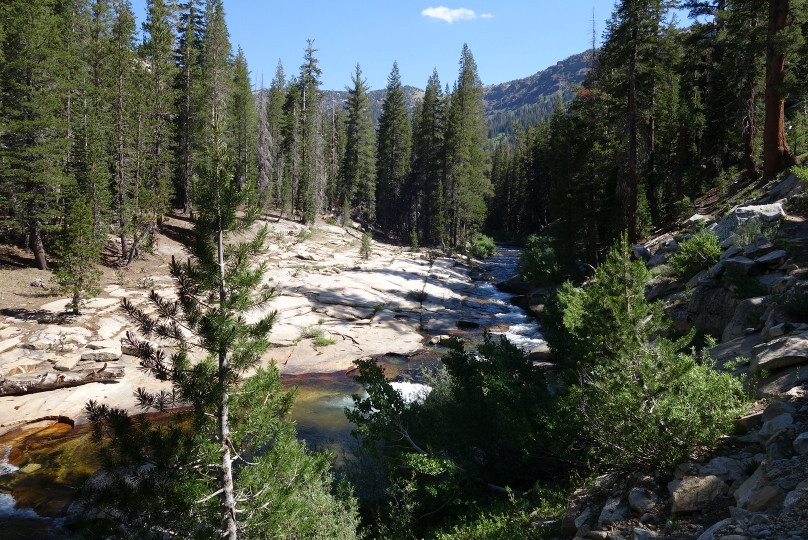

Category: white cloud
[421, 6, 478, 23]
[480, 13, 493, 19]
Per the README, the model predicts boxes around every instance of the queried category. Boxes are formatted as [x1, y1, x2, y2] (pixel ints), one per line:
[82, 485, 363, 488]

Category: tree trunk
[762, 0, 795, 178]
[29, 223, 49, 271]
[627, 29, 640, 244]
[218, 227, 238, 540]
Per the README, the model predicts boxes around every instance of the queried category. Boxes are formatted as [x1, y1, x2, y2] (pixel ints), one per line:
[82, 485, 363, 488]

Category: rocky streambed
[0, 218, 543, 536]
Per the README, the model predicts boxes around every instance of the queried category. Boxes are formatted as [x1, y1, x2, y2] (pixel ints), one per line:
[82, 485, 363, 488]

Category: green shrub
[544, 234, 746, 472]
[672, 196, 693, 222]
[669, 231, 722, 278]
[409, 229, 419, 252]
[360, 232, 372, 260]
[725, 269, 768, 299]
[518, 235, 563, 287]
[468, 233, 496, 259]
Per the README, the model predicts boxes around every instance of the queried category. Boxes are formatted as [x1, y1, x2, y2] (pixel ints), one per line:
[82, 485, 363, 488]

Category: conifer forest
[1, 0, 808, 539]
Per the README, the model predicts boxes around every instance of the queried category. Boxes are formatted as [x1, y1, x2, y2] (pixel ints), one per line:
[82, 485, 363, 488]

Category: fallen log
[0, 364, 125, 396]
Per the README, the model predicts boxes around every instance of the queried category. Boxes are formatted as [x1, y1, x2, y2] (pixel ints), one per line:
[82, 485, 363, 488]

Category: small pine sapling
[51, 197, 103, 314]
[360, 231, 372, 259]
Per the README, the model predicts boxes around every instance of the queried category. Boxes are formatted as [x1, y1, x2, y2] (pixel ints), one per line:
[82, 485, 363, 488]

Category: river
[0, 246, 544, 538]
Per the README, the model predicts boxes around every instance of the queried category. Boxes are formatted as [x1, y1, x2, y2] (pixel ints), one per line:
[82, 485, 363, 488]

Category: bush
[543, 234, 746, 471]
[669, 231, 722, 278]
[360, 232, 372, 260]
[725, 268, 768, 299]
[468, 233, 496, 259]
[518, 235, 562, 287]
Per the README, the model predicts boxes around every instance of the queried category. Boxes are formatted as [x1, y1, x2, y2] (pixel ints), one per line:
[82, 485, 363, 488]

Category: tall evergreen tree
[0, 0, 72, 270]
[199, 0, 232, 140]
[140, 0, 177, 224]
[230, 46, 255, 190]
[174, 0, 204, 213]
[444, 44, 489, 247]
[410, 70, 446, 245]
[375, 62, 412, 238]
[339, 63, 376, 222]
[267, 61, 287, 211]
[295, 40, 326, 223]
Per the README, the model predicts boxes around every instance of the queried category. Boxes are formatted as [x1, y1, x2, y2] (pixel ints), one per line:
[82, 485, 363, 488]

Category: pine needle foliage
[75, 141, 359, 539]
[51, 197, 103, 315]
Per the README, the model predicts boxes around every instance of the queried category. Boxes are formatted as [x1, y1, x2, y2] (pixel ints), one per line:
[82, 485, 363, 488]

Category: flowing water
[1, 247, 543, 538]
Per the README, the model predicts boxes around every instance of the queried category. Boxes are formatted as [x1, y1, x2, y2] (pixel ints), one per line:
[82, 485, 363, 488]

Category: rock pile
[561, 392, 808, 540]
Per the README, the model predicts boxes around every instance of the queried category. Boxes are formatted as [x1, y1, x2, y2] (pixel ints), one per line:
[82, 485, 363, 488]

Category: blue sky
[128, 1, 687, 91]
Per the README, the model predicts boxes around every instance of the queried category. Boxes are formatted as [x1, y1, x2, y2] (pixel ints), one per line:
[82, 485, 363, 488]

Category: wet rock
[428, 335, 451, 345]
[671, 475, 729, 514]
[529, 343, 552, 361]
[750, 335, 808, 374]
[495, 275, 531, 295]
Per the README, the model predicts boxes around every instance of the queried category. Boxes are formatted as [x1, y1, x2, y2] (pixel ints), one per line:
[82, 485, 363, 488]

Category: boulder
[529, 342, 552, 362]
[723, 256, 763, 276]
[757, 413, 794, 444]
[696, 518, 734, 540]
[628, 487, 657, 514]
[632, 528, 657, 540]
[598, 496, 629, 526]
[699, 457, 746, 483]
[762, 400, 796, 422]
[733, 458, 802, 512]
[755, 249, 788, 268]
[757, 364, 808, 398]
[722, 296, 768, 343]
[688, 285, 739, 337]
[671, 475, 729, 514]
[758, 173, 802, 203]
[750, 334, 808, 374]
[793, 432, 808, 456]
[633, 244, 651, 262]
[80, 341, 122, 362]
[744, 238, 776, 259]
[720, 245, 742, 261]
[561, 489, 591, 536]
[708, 203, 785, 241]
[495, 275, 531, 295]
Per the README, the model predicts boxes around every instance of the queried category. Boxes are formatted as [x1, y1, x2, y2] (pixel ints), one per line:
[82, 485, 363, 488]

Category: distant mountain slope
[484, 51, 592, 139]
[255, 51, 590, 138]
[321, 86, 425, 126]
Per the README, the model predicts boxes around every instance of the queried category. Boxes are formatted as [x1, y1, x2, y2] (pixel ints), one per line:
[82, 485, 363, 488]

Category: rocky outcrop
[688, 285, 739, 337]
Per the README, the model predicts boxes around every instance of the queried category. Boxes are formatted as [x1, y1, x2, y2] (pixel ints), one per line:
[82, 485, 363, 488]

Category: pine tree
[108, 0, 141, 262]
[230, 46, 255, 190]
[375, 62, 412, 237]
[267, 61, 287, 211]
[77, 140, 360, 539]
[51, 196, 103, 314]
[140, 0, 177, 225]
[199, 0, 232, 142]
[255, 74, 273, 209]
[410, 70, 446, 245]
[296, 40, 326, 223]
[444, 45, 489, 247]
[174, 0, 204, 213]
[339, 63, 376, 222]
[0, 0, 73, 270]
